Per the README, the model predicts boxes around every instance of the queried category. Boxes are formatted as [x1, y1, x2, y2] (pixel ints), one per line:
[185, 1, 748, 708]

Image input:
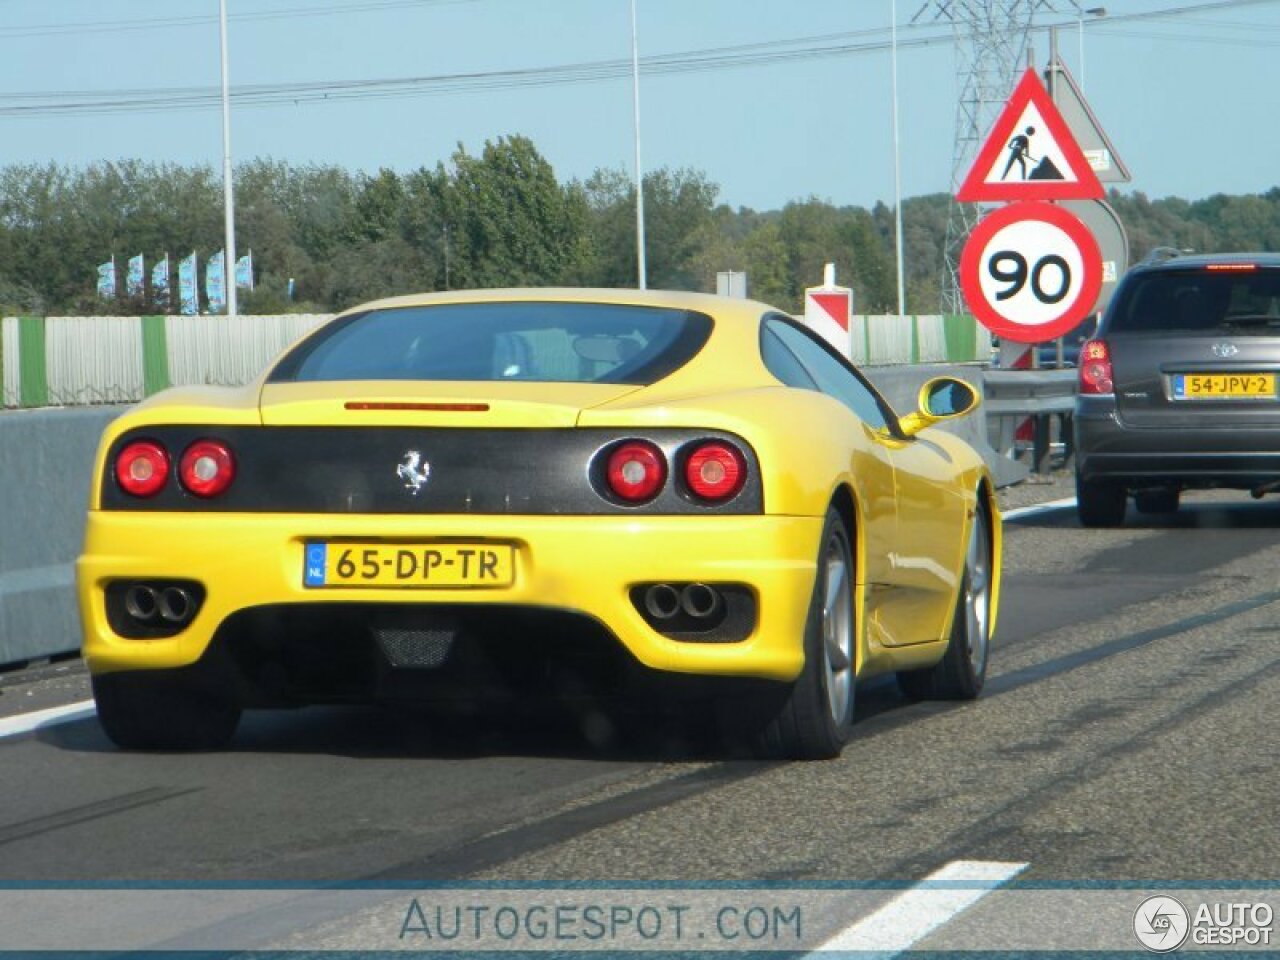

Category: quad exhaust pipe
[643, 583, 682, 620]
[123, 584, 197, 626]
[642, 582, 722, 621]
[680, 583, 722, 619]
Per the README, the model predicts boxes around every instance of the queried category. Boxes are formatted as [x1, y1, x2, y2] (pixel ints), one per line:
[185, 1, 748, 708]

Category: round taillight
[606, 441, 667, 503]
[179, 440, 236, 498]
[115, 441, 170, 497]
[685, 442, 746, 502]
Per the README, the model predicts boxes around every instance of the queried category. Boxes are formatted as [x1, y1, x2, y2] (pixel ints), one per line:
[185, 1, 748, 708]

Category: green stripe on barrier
[943, 313, 978, 362]
[17, 316, 48, 407]
[141, 315, 170, 395]
[910, 316, 920, 364]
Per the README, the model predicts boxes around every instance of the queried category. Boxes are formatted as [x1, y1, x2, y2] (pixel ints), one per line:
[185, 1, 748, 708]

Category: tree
[581, 166, 718, 290]
[434, 135, 590, 289]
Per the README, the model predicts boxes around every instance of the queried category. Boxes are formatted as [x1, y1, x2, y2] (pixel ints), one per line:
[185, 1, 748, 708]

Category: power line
[0, 0, 1276, 119]
[0, 0, 476, 40]
[0, 33, 958, 118]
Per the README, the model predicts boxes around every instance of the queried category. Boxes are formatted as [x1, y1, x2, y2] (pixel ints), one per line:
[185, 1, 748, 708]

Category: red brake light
[1079, 339, 1114, 395]
[1206, 263, 1257, 272]
[344, 402, 490, 412]
[685, 442, 746, 502]
[179, 440, 236, 498]
[606, 441, 666, 503]
[115, 441, 170, 497]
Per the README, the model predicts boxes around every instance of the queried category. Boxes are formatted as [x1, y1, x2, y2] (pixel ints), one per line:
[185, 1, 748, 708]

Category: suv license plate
[1173, 373, 1276, 399]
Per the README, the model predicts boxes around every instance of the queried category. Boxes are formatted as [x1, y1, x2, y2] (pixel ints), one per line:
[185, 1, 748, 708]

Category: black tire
[757, 508, 857, 761]
[1134, 488, 1180, 515]
[92, 670, 241, 751]
[1076, 473, 1127, 527]
[897, 500, 992, 701]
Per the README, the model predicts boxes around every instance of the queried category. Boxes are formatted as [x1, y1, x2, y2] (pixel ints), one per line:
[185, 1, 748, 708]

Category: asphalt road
[1, 484, 1277, 945]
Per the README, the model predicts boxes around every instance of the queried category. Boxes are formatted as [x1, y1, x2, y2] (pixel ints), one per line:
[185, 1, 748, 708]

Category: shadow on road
[1008, 497, 1280, 530]
[36, 698, 799, 765]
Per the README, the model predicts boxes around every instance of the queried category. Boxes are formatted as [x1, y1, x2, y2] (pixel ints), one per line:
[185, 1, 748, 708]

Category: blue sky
[1, 0, 1278, 211]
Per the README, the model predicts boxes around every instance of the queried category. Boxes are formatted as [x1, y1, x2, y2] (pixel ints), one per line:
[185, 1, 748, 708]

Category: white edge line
[1002, 497, 1076, 522]
[0, 699, 96, 740]
[808, 859, 1029, 955]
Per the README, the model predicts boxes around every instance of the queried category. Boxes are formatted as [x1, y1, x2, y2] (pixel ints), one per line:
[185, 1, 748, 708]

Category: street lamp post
[1078, 7, 1106, 92]
[629, 0, 647, 291]
[891, 0, 905, 318]
[218, 0, 238, 317]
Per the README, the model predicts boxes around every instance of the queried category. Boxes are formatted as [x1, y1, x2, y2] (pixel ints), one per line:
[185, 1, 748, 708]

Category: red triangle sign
[957, 68, 1104, 203]
[810, 291, 850, 331]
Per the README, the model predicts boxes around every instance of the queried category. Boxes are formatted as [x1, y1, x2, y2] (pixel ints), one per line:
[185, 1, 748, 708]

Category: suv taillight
[1079, 339, 1114, 395]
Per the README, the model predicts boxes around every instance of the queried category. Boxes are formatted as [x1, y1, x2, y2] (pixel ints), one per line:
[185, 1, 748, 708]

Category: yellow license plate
[1175, 373, 1276, 399]
[304, 542, 514, 588]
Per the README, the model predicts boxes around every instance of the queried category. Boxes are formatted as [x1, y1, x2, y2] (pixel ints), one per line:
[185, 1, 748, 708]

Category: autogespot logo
[1134, 895, 1191, 953]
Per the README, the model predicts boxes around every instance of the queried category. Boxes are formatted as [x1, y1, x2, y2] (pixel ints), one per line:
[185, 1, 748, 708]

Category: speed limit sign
[959, 201, 1103, 343]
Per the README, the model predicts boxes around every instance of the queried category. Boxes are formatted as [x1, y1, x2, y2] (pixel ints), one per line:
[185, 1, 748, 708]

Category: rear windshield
[269, 302, 713, 385]
[1107, 267, 1280, 334]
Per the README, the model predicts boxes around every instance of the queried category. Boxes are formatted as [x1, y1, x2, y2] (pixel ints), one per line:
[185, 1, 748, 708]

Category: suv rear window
[269, 302, 713, 385]
[1107, 267, 1280, 334]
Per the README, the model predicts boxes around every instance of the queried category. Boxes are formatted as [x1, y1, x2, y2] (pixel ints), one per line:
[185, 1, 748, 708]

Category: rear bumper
[78, 511, 825, 684]
[1075, 398, 1280, 486]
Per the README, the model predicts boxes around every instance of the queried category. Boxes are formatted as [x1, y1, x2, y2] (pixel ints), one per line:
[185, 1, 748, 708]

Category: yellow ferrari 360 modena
[78, 288, 1001, 760]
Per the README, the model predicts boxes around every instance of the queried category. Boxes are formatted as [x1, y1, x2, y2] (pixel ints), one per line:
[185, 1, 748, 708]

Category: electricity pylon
[912, 1, 1082, 312]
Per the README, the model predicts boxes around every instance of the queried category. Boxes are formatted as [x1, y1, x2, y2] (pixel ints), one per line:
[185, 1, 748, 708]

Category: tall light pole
[629, 0, 647, 290]
[1078, 7, 1106, 92]
[218, 0, 238, 317]
[891, 0, 905, 318]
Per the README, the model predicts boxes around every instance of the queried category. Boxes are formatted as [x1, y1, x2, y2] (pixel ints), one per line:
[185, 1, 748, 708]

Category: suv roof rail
[1141, 246, 1190, 265]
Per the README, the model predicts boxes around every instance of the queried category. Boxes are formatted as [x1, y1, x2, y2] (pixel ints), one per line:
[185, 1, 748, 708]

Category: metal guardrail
[983, 368, 1078, 474]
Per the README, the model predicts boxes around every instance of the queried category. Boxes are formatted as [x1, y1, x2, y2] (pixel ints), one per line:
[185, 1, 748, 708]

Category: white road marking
[0, 700, 96, 740]
[1002, 497, 1076, 522]
[810, 859, 1028, 954]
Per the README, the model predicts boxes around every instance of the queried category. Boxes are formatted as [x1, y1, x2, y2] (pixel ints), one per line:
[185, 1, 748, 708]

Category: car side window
[760, 325, 819, 390]
[763, 317, 895, 433]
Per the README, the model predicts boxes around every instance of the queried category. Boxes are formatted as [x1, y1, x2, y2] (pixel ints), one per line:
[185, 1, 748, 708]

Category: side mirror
[898, 376, 980, 438]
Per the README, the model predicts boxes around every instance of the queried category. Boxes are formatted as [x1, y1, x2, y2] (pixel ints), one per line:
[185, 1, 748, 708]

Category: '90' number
[988, 250, 1071, 304]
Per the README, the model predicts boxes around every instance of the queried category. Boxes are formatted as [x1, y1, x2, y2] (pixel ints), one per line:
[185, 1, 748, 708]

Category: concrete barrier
[0, 363, 1011, 667]
[0, 406, 124, 666]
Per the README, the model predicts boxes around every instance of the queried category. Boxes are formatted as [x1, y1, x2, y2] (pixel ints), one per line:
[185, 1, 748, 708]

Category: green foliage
[2, 142, 1278, 318]
[440, 135, 591, 289]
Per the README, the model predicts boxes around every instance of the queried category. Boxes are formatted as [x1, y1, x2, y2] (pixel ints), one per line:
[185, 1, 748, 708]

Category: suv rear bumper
[1075, 398, 1280, 488]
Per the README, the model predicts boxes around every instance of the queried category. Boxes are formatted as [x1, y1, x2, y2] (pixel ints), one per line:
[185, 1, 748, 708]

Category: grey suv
[1075, 252, 1280, 527]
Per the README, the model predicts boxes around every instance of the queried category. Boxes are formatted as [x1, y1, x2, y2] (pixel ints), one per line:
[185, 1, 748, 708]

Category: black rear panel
[100, 426, 763, 515]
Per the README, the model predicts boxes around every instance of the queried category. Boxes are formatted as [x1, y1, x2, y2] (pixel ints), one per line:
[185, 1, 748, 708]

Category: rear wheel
[1134, 488, 1180, 515]
[1076, 473, 1127, 527]
[897, 501, 992, 701]
[756, 508, 856, 761]
[92, 670, 241, 751]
